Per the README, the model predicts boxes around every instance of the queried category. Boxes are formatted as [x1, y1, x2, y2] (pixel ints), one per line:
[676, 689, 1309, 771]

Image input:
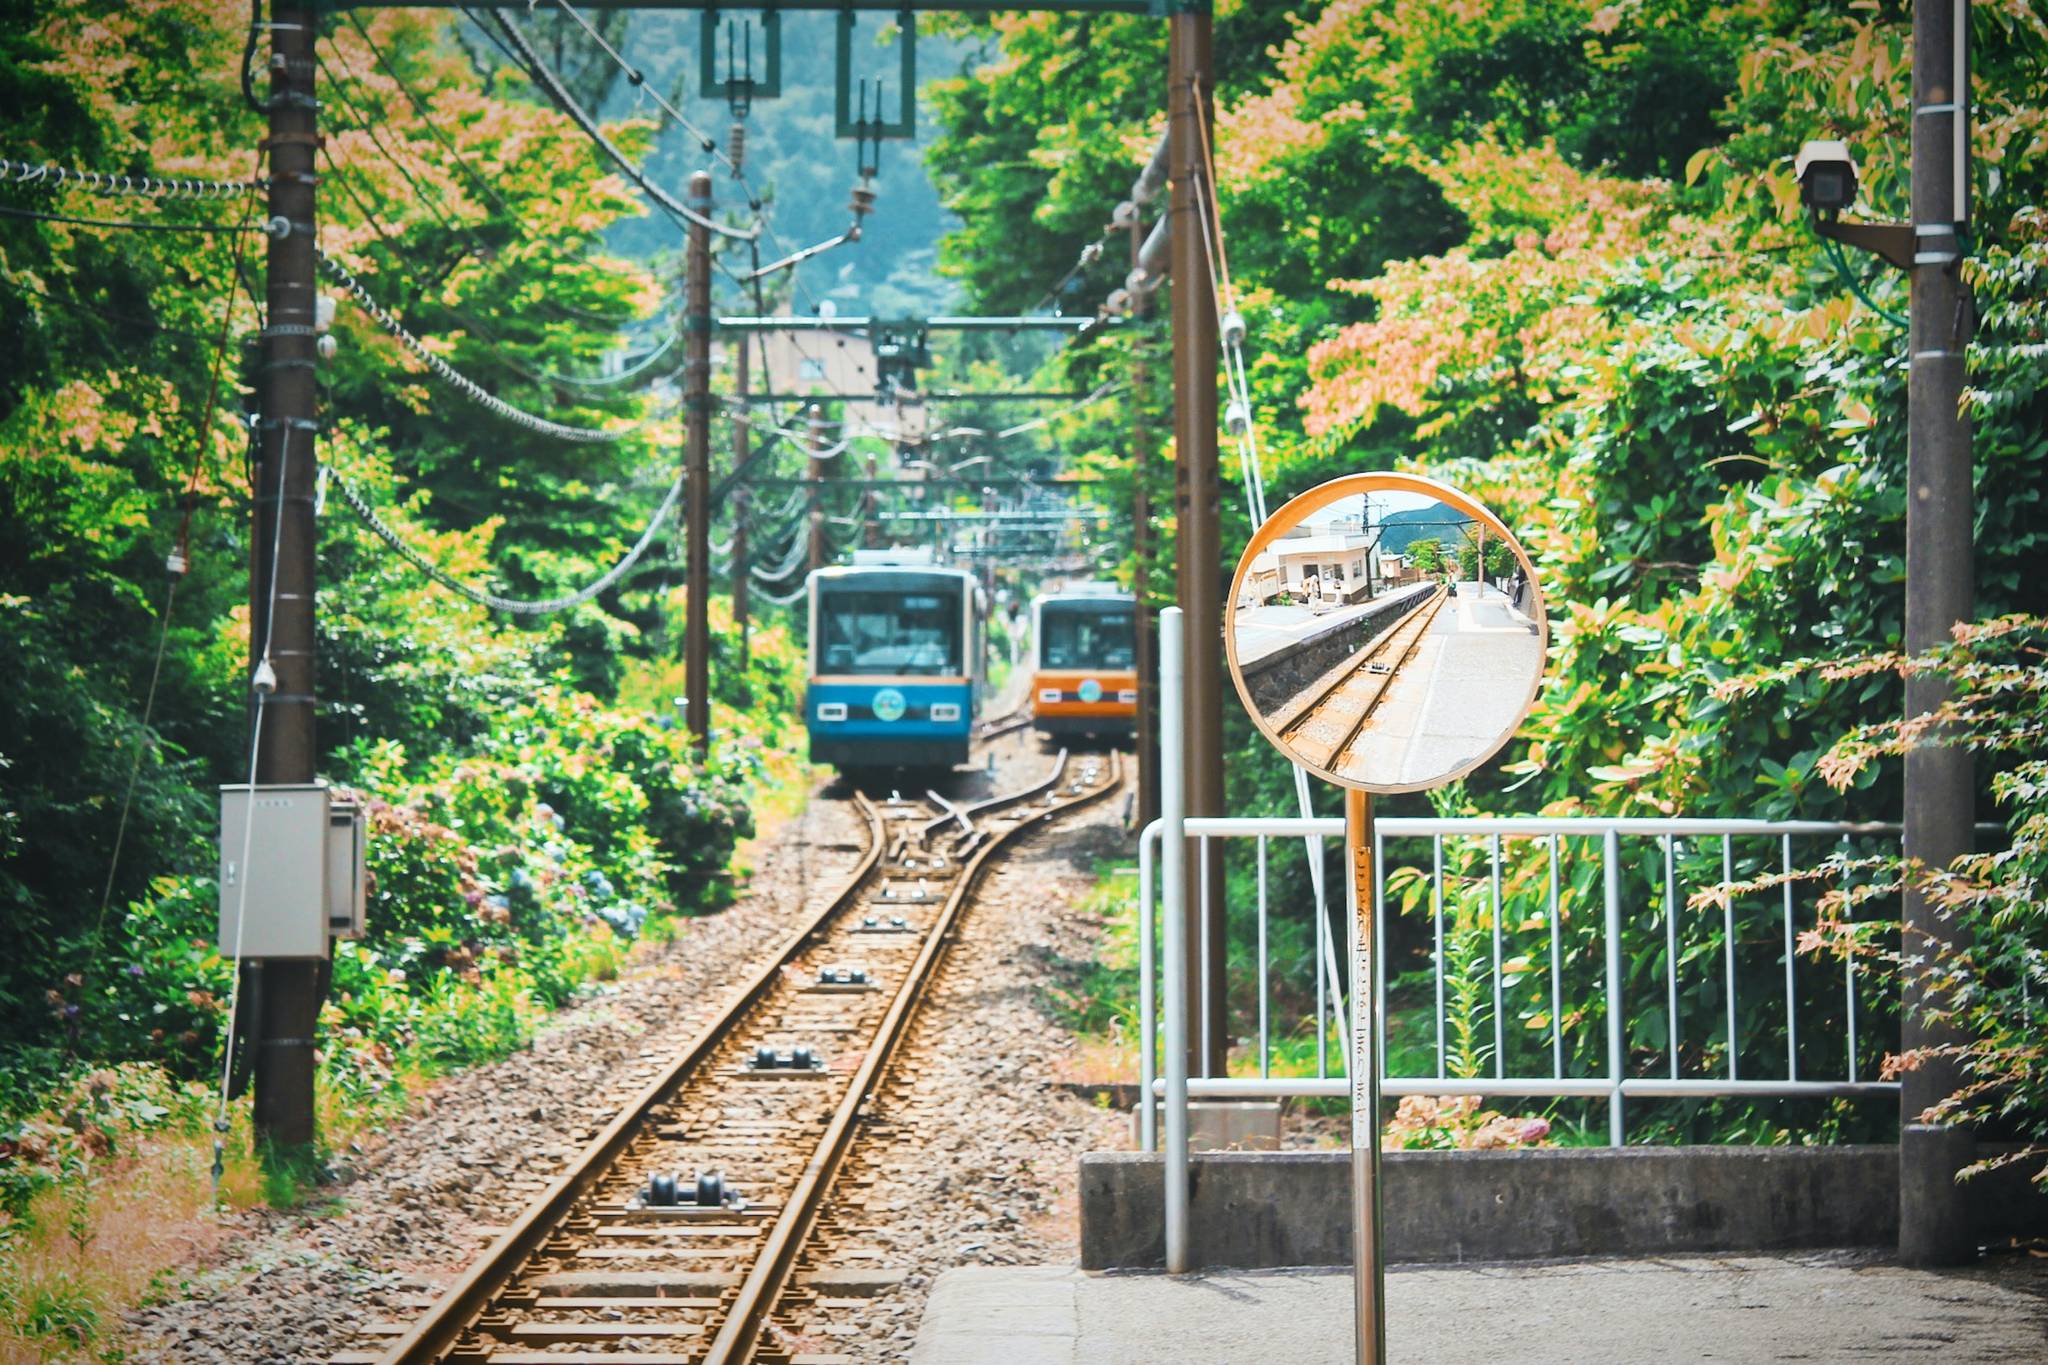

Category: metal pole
[864, 451, 881, 550]
[1169, 1, 1226, 1075]
[1131, 211, 1160, 830]
[684, 172, 713, 755]
[251, 0, 323, 1155]
[1603, 828, 1625, 1146]
[1160, 607, 1190, 1273]
[1345, 788, 1385, 1365]
[732, 329, 751, 668]
[1900, 0, 1975, 1267]
[807, 404, 829, 574]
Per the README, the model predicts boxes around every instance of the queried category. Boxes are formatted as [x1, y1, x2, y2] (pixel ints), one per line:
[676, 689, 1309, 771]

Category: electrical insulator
[1111, 200, 1138, 230]
[316, 333, 338, 361]
[315, 294, 336, 333]
[1221, 308, 1247, 350]
[727, 121, 747, 177]
[1225, 399, 1251, 436]
[849, 182, 877, 223]
[1104, 287, 1131, 316]
[165, 547, 189, 577]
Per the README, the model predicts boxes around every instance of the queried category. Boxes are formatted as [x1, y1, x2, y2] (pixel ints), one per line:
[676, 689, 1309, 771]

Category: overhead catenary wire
[481, 7, 758, 243]
[0, 202, 273, 235]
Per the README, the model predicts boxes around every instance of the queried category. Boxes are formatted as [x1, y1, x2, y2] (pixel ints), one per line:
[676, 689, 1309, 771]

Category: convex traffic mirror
[1224, 471, 1547, 793]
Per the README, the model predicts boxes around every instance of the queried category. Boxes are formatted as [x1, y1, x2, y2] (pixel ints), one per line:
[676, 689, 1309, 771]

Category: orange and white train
[1028, 587, 1138, 739]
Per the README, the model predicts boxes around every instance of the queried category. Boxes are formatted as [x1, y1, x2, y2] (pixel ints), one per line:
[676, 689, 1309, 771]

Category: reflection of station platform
[910, 1256, 2048, 1364]
[1338, 580, 1540, 786]
[1235, 594, 1395, 668]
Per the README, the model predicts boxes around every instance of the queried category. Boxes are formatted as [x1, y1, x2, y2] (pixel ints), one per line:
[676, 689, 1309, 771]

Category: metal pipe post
[684, 172, 713, 754]
[251, 0, 323, 1154]
[806, 404, 829, 573]
[1169, 1, 1226, 1076]
[864, 452, 881, 549]
[1159, 607, 1190, 1273]
[1900, 0, 1975, 1266]
[1603, 828, 1625, 1146]
[1344, 789, 1385, 1365]
[1130, 214, 1160, 830]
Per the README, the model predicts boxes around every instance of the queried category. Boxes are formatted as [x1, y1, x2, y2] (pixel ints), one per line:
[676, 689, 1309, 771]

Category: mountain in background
[1377, 506, 1471, 556]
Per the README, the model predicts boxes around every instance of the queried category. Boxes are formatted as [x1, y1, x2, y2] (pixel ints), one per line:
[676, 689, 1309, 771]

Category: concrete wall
[1239, 582, 1433, 718]
[1080, 1147, 2048, 1270]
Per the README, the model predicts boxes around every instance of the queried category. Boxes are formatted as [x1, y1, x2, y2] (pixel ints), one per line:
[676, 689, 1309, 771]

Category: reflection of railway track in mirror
[355, 751, 1122, 1365]
[1275, 584, 1450, 773]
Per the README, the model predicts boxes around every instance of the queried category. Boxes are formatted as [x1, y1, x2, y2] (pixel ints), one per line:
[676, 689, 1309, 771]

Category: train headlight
[816, 702, 848, 722]
[1037, 688, 1063, 704]
[1117, 689, 1139, 704]
[929, 702, 962, 723]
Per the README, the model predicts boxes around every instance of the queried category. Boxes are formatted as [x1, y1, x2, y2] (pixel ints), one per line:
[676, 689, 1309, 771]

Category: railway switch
[644, 1169, 739, 1209]
[751, 1045, 823, 1072]
[818, 966, 870, 985]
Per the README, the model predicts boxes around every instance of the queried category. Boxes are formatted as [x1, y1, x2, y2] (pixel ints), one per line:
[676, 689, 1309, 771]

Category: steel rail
[1274, 584, 1448, 766]
[375, 793, 888, 1365]
[704, 750, 1122, 1362]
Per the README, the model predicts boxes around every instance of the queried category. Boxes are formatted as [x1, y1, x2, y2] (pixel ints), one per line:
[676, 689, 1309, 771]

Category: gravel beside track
[123, 786, 869, 1364]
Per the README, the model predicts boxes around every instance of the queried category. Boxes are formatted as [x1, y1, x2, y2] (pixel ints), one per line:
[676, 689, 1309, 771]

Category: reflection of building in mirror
[1234, 494, 1543, 789]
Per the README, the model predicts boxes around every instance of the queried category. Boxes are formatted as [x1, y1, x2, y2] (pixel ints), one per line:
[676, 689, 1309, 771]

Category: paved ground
[1234, 595, 1380, 667]
[908, 1255, 2048, 1364]
[1340, 581, 1542, 787]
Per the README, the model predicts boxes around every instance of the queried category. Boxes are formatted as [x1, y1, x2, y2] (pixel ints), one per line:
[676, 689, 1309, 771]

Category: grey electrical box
[218, 784, 365, 958]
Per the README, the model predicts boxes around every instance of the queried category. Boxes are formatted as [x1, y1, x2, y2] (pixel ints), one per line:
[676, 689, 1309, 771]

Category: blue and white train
[805, 553, 986, 772]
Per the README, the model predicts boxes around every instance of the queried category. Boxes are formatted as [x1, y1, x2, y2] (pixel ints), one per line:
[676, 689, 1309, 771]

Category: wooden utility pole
[1169, 0, 1225, 1074]
[249, 0, 323, 1155]
[807, 404, 830, 574]
[1899, 0, 1974, 1268]
[684, 171, 713, 754]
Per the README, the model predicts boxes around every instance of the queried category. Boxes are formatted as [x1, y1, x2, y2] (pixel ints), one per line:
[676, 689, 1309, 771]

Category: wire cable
[0, 202, 270, 234]
[317, 246, 652, 444]
[331, 464, 686, 615]
[0, 156, 263, 200]
[482, 8, 757, 242]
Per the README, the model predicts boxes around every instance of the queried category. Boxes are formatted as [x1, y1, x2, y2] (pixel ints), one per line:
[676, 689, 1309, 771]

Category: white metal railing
[1137, 815, 1910, 1150]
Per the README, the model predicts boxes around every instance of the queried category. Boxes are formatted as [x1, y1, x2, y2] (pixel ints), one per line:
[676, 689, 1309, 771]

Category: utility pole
[1169, 0, 1225, 1074]
[807, 404, 830, 574]
[1900, 0, 1974, 1268]
[251, 0, 322, 1154]
[1130, 210, 1160, 829]
[863, 451, 881, 550]
[684, 171, 713, 755]
[732, 333, 751, 668]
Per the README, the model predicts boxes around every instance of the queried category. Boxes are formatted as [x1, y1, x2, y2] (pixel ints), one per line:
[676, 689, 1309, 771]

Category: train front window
[819, 591, 962, 675]
[1041, 605, 1135, 670]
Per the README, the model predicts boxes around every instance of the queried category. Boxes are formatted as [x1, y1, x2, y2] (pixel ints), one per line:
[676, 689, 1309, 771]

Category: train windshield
[1041, 602, 1135, 670]
[818, 589, 962, 675]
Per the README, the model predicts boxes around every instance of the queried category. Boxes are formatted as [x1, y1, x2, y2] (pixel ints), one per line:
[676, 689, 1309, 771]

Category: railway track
[345, 749, 1121, 1365]
[1274, 583, 1449, 776]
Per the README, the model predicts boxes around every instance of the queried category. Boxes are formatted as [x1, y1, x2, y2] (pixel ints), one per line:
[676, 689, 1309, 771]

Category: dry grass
[0, 1126, 261, 1364]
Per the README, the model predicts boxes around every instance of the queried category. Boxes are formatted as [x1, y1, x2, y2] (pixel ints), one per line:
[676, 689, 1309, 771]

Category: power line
[0, 156, 263, 200]
[0, 202, 272, 235]
[481, 7, 758, 243]
[331, 464, 686, 615]
[318, 246, 657, 444]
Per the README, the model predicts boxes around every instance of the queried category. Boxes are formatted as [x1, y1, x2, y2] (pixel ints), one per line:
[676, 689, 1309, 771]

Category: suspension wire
[331, 464, 686, 615]
[482, 8, 758, 242]
[317, 247, 654, 444]
[0, 156, 264, 199]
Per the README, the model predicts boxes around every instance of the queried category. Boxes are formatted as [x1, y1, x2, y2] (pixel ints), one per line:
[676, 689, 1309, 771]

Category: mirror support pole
[1345, 787, 1386, 1365]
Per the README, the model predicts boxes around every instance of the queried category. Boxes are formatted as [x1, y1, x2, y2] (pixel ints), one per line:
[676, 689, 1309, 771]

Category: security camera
[1795, 140, 1860, 214]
